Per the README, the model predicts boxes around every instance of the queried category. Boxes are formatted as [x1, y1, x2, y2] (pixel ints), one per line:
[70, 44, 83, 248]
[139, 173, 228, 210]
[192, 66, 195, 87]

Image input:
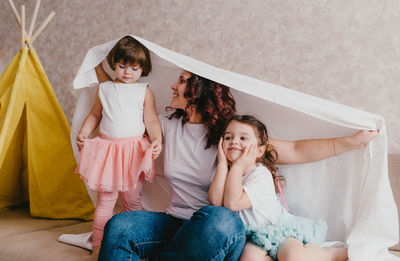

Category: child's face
[114, 62, 143, 84]
[222, 121, 263, 163]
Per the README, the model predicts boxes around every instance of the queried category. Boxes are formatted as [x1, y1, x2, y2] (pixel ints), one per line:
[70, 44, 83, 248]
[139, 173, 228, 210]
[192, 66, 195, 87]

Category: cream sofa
[0, 154, 399, 261]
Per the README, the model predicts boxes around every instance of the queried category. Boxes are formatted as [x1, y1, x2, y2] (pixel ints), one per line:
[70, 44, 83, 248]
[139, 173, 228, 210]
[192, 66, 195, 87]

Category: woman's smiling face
[170, 70, 191, 109]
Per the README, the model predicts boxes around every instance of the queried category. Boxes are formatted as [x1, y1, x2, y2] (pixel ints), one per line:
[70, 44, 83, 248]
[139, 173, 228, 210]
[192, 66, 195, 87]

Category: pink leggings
[92, 178, 144, 247]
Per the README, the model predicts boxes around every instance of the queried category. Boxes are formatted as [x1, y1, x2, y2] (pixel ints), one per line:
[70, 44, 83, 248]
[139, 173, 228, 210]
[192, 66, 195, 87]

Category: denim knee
[103, 211, 140, 239]
[197, 206, 245, 237]
[103, 212, 126, 239]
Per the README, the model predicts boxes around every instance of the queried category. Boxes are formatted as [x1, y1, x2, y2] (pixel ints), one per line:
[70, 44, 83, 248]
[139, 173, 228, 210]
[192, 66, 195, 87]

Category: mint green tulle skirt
[245, 208, 327, 260]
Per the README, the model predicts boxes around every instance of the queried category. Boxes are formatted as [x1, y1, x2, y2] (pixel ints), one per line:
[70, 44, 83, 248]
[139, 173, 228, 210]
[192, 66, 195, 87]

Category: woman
[96, 67, 377, 261]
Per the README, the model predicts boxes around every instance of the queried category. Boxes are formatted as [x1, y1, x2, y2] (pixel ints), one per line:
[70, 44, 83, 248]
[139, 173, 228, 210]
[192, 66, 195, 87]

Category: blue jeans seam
[134, 240, 166, 246]
[210, 235, 246, 261]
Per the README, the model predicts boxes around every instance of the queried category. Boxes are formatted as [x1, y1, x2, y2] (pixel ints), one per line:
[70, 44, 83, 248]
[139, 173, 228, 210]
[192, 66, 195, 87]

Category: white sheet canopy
[71, 35, 399, 261]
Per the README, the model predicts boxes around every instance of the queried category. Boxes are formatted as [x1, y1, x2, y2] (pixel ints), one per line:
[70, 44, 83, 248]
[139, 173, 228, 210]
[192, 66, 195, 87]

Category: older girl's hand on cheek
[217, 137, 228, 167]
[232, 144, 258, 171]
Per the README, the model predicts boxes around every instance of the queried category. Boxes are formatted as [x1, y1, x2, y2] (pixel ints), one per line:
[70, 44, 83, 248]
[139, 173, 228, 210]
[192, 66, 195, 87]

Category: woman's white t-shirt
[160, 115, 218, 220]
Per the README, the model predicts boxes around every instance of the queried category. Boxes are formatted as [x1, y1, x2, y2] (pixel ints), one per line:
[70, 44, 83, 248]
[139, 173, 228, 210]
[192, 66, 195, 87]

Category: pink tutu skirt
[76, 134, 155, 192]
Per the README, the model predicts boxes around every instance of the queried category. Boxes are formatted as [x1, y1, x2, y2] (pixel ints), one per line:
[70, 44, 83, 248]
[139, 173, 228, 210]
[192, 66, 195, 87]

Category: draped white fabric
[71, 35, 399, 261]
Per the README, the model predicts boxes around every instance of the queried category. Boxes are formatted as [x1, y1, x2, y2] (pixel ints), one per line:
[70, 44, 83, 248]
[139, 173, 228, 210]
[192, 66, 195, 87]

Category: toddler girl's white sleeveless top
[99, 81, 147, 138]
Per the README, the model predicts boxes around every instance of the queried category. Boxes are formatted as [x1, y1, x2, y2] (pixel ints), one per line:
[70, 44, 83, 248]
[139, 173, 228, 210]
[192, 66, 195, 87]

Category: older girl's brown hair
[224, 115, 285, 193]
[168, 73, 236, 148]
[107, 36, 152, 76]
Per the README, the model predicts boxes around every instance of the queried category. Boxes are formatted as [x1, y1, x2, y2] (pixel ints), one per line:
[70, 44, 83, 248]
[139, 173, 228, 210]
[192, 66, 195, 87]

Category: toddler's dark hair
[107, 36, 152, 76]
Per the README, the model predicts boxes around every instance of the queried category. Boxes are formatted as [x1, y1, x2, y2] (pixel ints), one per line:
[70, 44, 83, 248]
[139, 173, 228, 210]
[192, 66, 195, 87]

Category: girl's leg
[324, 247, 348, 261]
[121, 175, 145, 211]
[98, 211, 183, 261]
[157, 205, 246, 261]
[92, 191, 119, 255]
[240, 242, 273, 261]
[277, 238, 348, 261]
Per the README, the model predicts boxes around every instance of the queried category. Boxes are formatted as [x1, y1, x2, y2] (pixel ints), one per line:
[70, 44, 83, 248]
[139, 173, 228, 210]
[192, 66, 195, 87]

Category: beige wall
[1, 0, 399, 153]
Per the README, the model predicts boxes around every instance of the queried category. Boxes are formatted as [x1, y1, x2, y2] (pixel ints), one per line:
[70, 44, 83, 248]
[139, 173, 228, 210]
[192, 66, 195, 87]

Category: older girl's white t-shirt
[239, 165, 282, 227]
[160, 115, 217, 220]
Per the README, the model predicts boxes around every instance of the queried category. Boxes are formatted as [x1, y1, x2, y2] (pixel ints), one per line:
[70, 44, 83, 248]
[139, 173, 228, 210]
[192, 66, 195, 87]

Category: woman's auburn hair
[168, 73, 236, 149]
[223, 114, 285, 193]
[106, 36, 152, 76]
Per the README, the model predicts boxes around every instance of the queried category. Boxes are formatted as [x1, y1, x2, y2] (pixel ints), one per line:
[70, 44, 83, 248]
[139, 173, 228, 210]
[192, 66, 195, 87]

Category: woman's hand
[217, 137, 228, 167]
[76, 133, 88, 152]
[335, 130, 379, 155]
[232, 144, 258, 171]
[151, 140, 162, 159]
[347, 130, 379, 150]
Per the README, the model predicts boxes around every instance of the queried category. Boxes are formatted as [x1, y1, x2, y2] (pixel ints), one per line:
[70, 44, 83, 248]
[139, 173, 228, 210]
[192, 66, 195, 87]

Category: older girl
[209, 115, 348, 261]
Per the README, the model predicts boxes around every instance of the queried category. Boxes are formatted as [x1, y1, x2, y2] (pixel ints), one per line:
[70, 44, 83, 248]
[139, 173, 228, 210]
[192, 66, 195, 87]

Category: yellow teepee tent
[0, 0, 94, 220]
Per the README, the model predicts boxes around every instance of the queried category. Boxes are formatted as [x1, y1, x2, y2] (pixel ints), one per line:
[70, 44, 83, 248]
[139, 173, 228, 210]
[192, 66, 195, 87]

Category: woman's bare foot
[91, 246, 100, 256]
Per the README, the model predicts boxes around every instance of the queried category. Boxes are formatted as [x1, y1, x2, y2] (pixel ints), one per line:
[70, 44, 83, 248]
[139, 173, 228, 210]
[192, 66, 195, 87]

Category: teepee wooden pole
[20, 5, 34, 50]
[31, 11, 55, 43]
[29, 0, 41, 37]
[8, 0, 21, 25]
[8, 0, 29, 42]
[21, 5, 25, 48]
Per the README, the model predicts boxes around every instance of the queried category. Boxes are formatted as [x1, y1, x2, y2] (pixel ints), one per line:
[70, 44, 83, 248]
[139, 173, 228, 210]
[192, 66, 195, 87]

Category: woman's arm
[143, 86, 162, 159]
[209, 138, 229, 206]
[95, 63, 112, 83]
[76, 90, 102, 150]
[270, 130, 378, 164]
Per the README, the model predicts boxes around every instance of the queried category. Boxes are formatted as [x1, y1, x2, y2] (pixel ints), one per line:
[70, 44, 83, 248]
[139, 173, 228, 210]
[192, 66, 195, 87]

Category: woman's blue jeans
[98, 205, 246, 261]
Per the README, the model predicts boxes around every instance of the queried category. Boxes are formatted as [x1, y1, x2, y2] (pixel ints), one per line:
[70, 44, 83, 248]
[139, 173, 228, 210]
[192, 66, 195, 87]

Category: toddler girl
[76, 36, 162, 255]
[209, 115, 347, 261]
